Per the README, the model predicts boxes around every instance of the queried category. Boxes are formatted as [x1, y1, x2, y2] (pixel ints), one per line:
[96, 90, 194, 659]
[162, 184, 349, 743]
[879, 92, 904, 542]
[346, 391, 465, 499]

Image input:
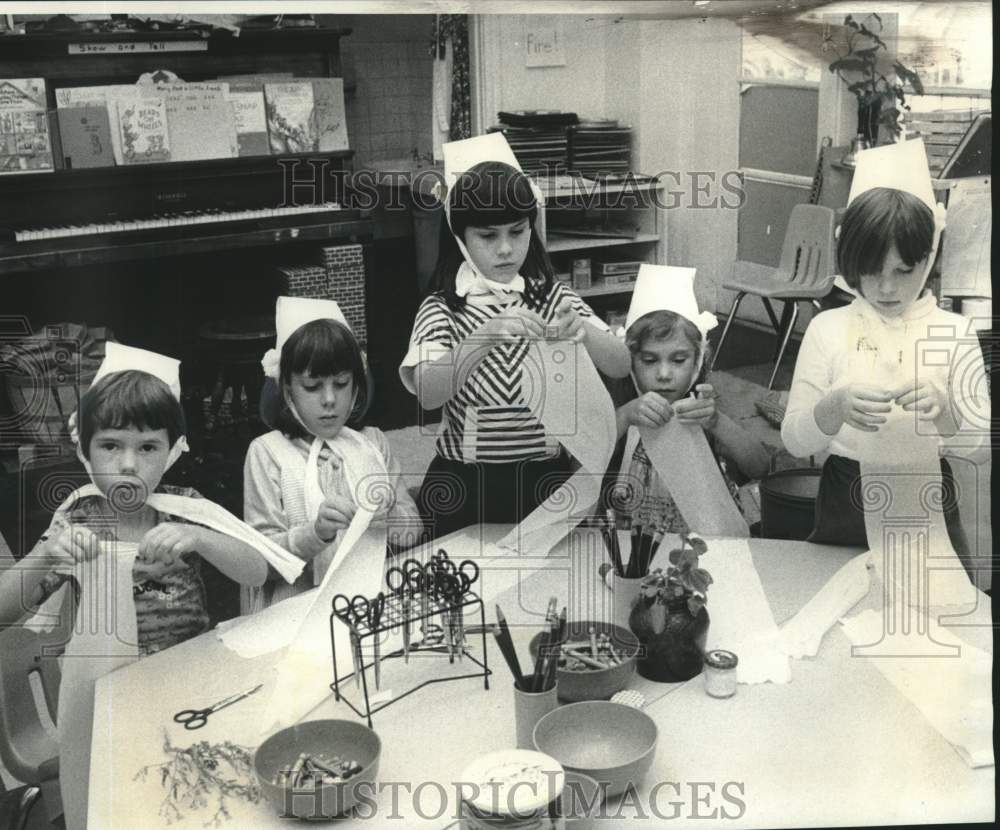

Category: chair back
[775, 204, 836, 295]
[0, 587, 72, 784]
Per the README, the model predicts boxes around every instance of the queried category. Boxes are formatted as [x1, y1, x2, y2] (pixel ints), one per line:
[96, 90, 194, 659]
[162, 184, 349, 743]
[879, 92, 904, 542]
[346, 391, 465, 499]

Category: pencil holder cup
[514, 681, 560, 750]
[611, 573, 643, 633]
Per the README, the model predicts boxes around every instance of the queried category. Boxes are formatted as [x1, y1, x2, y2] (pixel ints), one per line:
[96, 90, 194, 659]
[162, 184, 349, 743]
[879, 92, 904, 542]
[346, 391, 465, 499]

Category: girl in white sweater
[782, 140, 987, 562]
[244, 297, 420, 611]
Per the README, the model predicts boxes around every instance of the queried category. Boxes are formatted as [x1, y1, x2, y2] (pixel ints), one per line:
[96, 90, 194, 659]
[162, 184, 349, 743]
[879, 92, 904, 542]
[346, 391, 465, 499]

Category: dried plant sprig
[134, 733, 261, 827]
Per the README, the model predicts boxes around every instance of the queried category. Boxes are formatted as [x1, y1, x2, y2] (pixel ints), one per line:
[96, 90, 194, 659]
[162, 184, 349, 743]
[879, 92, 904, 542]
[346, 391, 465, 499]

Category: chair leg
[770, 301, 794, 363]
[768, 301, 800, 390]
[761, 297, 781, 332]
[709, 292, 746, 372]
[12, 786, 41, 830]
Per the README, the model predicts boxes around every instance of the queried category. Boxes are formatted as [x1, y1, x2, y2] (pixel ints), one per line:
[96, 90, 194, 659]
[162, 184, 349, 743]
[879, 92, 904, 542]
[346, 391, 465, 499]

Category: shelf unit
[536, 177, 663, 321]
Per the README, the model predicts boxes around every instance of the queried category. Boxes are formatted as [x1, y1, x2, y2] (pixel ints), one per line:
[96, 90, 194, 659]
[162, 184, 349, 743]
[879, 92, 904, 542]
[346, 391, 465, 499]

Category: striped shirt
[401, 281, 606, 463]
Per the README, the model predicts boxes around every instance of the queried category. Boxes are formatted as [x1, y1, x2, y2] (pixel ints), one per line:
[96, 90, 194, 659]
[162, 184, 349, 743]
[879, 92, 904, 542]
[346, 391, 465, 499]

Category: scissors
[332, 592, 386, 689]
[173, 683, 263, 730]
[386, 562, 425, 663]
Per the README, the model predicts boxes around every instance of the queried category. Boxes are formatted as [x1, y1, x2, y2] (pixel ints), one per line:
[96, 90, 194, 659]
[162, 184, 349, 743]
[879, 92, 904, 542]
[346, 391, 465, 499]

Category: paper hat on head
[848, 138, 945, 229]
[436, 132, 545, 209]
[70, 342, 188, 470]
[261, 296, 352, 380]
[625, 265, 718, 337]
[92, 342, 182, 400]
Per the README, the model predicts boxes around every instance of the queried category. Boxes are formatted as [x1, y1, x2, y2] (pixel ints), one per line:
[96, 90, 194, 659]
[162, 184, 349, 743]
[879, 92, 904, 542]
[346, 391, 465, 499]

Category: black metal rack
[329, 588, 491, 728]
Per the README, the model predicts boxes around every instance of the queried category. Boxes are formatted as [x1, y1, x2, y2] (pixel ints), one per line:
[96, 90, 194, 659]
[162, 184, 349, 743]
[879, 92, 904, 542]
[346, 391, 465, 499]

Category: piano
[0, 26, 371, 275]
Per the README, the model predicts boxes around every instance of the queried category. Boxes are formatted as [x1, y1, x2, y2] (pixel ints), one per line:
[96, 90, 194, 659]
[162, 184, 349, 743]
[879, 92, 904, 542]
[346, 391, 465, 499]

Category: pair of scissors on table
[426, 552, 479, 662]
[332, 592, 386, 690]
[173, 683, 263, 730]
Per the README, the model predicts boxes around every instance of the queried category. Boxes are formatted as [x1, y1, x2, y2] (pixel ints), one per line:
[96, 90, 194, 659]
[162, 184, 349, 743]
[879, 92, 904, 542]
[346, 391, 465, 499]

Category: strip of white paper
[59, 541, 139, 830]
[841, 608, 993, 768]
[778, 553, 873, 659]
[700, 538, 789, 684]
[498, 339, 616, 554]
[638, 419, 750, 538]
[258, 507, 387, 736]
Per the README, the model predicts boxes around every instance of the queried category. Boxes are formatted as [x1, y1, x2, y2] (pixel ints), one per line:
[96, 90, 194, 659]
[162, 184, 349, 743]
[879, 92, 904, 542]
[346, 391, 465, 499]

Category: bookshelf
[537, 177, 663, 306]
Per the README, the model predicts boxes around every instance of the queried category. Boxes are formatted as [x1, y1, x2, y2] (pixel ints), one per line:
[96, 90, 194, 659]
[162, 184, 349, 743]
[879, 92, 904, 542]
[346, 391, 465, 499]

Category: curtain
[430, 14, 471, 146]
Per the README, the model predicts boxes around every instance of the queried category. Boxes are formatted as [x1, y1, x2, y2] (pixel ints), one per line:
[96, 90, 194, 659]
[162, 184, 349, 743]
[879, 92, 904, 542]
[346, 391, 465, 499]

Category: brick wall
[277, 243, 367, 348]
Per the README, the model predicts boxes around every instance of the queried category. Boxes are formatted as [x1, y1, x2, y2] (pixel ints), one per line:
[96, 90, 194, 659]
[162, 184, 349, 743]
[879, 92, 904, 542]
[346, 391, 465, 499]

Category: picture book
[57, 105, 114, 168]
[0, 78, 54, 174]
[264, 81, 318, 153]
[228, 89, 269, 156]
[115, 96, 170, 164]
[311, 78, 349, 152]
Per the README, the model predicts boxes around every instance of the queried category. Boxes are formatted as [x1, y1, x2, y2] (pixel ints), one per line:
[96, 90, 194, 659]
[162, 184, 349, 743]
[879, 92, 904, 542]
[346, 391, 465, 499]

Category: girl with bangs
[244, 297, 420, 610]
[400, 135, 631, 538]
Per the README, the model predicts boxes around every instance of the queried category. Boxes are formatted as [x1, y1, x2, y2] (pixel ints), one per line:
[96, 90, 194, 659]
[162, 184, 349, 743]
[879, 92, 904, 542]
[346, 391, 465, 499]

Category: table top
[90, 527, 994, 829]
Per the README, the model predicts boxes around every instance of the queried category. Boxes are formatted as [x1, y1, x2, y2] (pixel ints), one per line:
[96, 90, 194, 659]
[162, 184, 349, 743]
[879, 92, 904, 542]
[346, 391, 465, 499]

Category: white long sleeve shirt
[782, 294, 989, 461]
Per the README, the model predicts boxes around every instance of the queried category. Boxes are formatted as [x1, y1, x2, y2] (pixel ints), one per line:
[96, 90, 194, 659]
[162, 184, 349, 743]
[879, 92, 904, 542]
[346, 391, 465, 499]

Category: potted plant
[824, 13, 923, 147]
[628, 533, 712, 683]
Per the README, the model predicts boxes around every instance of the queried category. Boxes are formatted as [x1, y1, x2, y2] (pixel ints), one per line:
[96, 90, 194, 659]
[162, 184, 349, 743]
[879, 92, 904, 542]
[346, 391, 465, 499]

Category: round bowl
[533, 701, 657, 798]
[254, 719, 380, 819]
[529, 620, 639, 702]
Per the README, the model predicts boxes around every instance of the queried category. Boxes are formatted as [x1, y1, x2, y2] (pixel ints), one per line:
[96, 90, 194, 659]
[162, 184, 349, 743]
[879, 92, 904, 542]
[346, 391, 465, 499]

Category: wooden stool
[198, 317, 275, 435]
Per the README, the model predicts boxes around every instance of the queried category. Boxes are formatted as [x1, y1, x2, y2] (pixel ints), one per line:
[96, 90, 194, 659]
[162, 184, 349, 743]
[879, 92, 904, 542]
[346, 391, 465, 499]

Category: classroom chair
[713, 204, 836, 389]
[0, 590, 71, 830]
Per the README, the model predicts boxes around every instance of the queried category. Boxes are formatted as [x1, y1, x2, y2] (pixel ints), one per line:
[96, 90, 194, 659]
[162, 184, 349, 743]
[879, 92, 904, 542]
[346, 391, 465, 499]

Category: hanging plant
[823, 13, 924, 145]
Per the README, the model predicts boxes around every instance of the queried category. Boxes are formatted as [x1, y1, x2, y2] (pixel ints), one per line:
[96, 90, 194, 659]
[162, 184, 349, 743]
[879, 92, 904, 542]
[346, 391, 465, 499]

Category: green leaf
[853, 46, 880, 60]
[829, 58, 869, 74]
[687, 595, 705, 616]
[687, 536, 708, 555]
[668, 547, 682, 566]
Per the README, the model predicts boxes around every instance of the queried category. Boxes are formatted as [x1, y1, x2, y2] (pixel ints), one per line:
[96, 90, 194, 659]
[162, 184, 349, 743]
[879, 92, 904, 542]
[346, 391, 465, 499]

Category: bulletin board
[739, 85, 819, 177]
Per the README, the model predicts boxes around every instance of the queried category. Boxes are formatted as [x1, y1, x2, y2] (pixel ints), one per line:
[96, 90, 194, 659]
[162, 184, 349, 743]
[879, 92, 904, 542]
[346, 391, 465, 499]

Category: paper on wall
[841, 608, 993, 768]
[497, 338, 617, 555]
[700, 538, 789, 684]
[638, 419, 751, 538]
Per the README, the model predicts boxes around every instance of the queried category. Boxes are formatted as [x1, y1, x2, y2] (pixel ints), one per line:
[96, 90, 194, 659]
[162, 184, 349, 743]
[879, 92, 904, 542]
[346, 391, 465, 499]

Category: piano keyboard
[14, 203, 343, 242]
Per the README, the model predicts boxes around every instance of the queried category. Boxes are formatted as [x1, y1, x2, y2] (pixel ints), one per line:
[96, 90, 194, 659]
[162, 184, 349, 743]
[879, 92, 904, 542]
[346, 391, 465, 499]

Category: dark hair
[78, 370, 185, 458]
[429, 160, 554, 311]
[625, 310, 710, 387]
[274, 318, 368, 438]
[837, 187, 936, 288]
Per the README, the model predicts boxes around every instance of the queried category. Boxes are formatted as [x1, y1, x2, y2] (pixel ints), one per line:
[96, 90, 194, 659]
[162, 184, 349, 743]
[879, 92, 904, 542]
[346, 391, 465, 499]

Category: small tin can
[703, 649, 738, 698]
[938, 296, 954, 312]
[572, 258, 591, 289]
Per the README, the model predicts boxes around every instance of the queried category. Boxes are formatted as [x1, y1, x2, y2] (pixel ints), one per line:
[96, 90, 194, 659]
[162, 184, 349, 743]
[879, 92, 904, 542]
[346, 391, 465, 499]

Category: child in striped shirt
[400, 135, 630, 538]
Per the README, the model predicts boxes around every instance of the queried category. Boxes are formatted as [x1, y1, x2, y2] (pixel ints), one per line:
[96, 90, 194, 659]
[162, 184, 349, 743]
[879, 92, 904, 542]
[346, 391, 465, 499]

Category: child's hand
[673, 384, 719, 430]
[552, 297, 585, 342]
[625, 392, 674, 429]
[139, 523, 203, 569]
[315, 494, 357, 542]
[46, 526, 101, 571]
[892, 380, 947, 421]
[835, 384, 895, 432]
[482, 308, 546, 344]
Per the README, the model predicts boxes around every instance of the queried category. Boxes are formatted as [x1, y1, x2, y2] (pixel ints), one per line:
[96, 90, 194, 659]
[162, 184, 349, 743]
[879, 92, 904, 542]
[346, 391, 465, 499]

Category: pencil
[605, 510, 624, 576]
[494, 606, 524, 688]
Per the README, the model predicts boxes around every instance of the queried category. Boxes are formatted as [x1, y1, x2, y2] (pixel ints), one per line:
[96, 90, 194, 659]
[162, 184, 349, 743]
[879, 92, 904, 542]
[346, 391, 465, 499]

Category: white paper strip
[59, 541, 139, 830]
[841, 608, 993, 768]
[259, 507, 387, 736]
[700, 539, 789, 684]
[638, 419, 750, 538]
[779, 553, 873, 659]
[498, 339, 616, 554]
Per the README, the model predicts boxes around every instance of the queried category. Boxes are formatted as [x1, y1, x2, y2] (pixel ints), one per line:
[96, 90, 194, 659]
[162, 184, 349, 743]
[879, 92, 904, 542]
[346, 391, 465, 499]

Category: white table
[89, 527, 994, 829]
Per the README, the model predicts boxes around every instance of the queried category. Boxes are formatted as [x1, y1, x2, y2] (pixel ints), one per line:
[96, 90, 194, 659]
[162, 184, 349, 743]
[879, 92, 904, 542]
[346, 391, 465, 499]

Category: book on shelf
[56, 84, 137, 164]
[312, 78, 349, 152]
[601, 273, 638, 285]
[228, 89, 269, 156]
[115, 96, 171, 164]
[264, 81, 318, 153]
[0, 78, 54, 174]
[596, 260, 643, 276]
[57, 105, 113, 169]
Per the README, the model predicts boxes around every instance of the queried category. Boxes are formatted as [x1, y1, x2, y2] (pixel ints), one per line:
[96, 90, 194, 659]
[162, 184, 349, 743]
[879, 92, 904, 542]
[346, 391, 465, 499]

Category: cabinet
[536, 177, 664, 306]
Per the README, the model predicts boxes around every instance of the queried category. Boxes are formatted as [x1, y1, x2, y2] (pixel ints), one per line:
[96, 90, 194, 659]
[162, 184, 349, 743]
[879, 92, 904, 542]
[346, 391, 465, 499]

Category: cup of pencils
[494, 600, 567, 750]
[601, 510, 664, 632]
